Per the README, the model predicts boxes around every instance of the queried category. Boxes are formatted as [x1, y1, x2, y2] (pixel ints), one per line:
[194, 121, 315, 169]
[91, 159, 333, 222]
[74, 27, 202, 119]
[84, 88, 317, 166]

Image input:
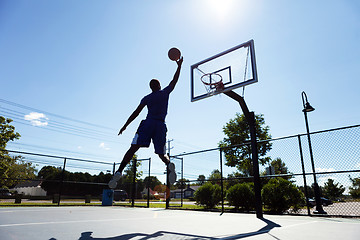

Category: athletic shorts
[131, 119, 167, 155]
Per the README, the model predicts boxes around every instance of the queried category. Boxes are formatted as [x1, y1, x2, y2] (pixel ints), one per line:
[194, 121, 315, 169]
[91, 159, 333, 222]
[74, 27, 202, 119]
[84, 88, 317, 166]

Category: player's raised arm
[168, 57, 183, 92]
[118, 103, 145, 135]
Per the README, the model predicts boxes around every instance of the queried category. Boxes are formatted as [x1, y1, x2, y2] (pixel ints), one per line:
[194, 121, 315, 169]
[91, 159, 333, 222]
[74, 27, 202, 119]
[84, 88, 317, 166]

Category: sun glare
[206, 0, 236, 21]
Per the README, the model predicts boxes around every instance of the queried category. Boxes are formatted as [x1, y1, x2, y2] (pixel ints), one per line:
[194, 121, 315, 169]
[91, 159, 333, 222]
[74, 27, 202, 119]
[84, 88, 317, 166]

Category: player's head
[150, 79, 161, 91]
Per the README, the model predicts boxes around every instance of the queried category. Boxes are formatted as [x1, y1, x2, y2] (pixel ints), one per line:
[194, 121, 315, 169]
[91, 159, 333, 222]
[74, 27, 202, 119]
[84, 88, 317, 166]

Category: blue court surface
[0, 207, 359, 240]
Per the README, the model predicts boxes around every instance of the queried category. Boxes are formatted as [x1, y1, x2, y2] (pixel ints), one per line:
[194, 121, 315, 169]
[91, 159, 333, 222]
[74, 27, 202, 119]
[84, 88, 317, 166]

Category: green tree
[143, 176, 162, 190]
[38, 166, 112, 196]
[208, 169, 221, 184]
[322, 179, 345, 200]
[299, 185, 314, 199]
[197, 175, 206, 185]
[219, 113, 272, 176]
[123, 155, 143, 181]
[269, 158, 288, 175]
[37, 166, 63, 195]
[120, 155, 144, 198]
[5, 159, 37, 187]
[1, 116, 36, 188]
[349, 177, 360, 199]
[262, 158, 292, 181]
[175, 178, 189, 189]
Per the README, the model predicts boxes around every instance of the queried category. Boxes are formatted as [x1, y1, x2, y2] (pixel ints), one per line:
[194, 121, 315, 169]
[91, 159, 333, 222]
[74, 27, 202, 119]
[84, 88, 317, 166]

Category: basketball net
[200, 72, 224, 96]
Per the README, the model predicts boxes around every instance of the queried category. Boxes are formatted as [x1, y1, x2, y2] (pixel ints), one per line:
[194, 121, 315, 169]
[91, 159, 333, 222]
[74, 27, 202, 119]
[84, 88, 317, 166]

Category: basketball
[168, 47, 181, 61]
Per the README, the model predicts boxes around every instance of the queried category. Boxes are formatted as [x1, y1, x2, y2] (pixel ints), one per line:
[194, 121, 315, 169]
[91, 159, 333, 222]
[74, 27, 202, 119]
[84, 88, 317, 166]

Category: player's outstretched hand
[118, 126, 126, 135]
[176, 57, 183, 66]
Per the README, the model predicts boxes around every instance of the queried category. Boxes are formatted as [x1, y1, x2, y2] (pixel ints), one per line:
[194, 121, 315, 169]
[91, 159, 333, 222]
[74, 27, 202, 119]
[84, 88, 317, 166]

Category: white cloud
[24, 112, 49, 126]
[99, 142, 110, 151]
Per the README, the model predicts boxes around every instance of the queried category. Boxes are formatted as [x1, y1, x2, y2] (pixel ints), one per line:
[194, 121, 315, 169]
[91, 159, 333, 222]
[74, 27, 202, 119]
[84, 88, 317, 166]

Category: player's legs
[158, 154, 170, 165]
[109, 144, 140, 188]
[117, 144, 141, 173]
[153, 121, 167, 161]
[109, 120, 151, 189]
[152, 121, 176, 184]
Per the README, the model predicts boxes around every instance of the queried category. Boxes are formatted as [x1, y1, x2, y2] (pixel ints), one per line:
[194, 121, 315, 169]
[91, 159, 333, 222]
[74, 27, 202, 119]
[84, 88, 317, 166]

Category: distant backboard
[190, 39, 258, 102]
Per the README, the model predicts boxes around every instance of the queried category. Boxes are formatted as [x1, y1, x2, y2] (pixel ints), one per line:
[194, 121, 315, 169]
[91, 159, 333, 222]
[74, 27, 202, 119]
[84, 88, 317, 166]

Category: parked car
[307, 197, 333, 207]
[114, 190, 128, 201]
[0, 188, 12, 196]
[321, 197, 333, 206]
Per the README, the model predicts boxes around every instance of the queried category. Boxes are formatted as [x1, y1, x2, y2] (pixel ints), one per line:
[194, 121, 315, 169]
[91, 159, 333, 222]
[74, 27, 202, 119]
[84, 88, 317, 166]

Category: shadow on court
[48, 218, 280, 240]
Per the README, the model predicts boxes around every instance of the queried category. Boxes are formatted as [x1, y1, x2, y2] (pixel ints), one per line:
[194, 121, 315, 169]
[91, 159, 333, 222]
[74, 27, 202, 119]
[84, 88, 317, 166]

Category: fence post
[298, 135, 311, 216]
[58, 158, 67, 206]
[147, 158, 151, 208]
[220, 148, 224, 214]
[180, 157, 184, 207]
[131, 158, 137, 207]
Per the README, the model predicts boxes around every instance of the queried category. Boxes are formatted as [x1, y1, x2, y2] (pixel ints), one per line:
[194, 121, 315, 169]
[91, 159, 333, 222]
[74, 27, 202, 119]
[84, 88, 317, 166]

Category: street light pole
[301, 91, 326, 214]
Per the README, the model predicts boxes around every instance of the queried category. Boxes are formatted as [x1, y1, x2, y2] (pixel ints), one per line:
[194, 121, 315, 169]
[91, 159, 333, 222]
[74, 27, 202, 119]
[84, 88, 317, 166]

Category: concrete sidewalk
[0, 207, 359, 239]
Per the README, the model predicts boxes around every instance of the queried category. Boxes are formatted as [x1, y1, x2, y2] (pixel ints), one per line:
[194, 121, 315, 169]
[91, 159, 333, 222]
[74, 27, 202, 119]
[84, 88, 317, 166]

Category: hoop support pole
[224, 90, 263, 219]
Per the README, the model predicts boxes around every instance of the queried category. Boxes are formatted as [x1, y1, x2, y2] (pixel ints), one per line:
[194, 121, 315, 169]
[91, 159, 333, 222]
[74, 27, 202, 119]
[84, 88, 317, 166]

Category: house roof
[13, 180, 42, 188]
[171, 189, 184, 193]
[185, 185, 201, 191]
[171, 185, 201, 193]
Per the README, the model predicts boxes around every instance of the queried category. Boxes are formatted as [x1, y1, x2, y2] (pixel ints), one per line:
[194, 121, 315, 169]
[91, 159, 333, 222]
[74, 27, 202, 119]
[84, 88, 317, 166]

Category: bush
[194, 182, 221, 209]
[226, 182, 255, 211]
[262, 178, 304, 213]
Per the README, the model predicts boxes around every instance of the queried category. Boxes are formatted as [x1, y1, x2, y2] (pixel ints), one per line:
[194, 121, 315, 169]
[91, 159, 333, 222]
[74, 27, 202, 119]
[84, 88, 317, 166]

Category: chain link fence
[1, 125, 359, 217]
[171, 124, 360, 217]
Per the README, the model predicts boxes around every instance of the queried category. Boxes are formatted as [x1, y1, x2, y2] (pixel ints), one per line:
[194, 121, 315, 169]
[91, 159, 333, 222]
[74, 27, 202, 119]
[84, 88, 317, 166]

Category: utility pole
[167, 139, 174, 157]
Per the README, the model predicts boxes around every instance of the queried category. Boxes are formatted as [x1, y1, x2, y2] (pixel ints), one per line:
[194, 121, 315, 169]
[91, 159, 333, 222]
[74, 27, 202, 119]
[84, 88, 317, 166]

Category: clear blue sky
[1, 0, 359, 183]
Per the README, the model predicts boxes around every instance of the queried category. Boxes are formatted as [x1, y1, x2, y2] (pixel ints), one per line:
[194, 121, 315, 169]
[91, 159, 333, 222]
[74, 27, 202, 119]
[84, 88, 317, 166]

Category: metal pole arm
[223, 91, 251, 120]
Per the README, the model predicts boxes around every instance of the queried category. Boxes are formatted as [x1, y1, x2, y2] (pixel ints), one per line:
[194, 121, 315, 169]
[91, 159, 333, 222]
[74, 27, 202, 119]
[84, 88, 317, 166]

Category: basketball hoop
[200, 73, 224, 96]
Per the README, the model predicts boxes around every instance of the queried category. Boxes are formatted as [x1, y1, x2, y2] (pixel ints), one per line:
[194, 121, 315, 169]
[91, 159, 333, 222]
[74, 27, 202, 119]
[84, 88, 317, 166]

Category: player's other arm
[118, 103, 145, 135]
[168, 57, 183, 92]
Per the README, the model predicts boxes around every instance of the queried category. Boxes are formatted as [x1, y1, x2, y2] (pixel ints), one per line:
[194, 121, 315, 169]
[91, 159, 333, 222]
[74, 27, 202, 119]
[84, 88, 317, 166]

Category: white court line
[0, 207, 89, 213]
[0, 215, 175, 228]
[272, 220, 318, 230]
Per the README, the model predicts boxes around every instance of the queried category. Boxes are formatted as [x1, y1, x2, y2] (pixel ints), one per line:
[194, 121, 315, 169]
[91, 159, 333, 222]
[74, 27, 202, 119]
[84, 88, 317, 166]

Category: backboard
[190, 39, 258, 102]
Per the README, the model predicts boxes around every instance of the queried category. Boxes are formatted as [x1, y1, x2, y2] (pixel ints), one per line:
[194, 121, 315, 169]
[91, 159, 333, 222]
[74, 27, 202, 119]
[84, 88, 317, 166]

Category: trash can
[85, 195, 91, 203]
[15, 194, 22, 204]
[102, 189, 114, 206]
[53, 194, 60, 204]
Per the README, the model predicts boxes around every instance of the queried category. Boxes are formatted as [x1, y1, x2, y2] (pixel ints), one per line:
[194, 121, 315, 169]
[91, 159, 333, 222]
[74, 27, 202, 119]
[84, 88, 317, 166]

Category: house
[170, 188, 184, 199]
[184, 185, 201, 198]
[11, 180, 47, 196]
[170, 185, 201, 199]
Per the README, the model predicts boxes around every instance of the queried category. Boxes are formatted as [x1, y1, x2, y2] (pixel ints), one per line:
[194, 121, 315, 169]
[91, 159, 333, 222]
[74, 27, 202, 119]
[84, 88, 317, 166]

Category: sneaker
[108, 172, 122, 189]
[168, 162, 175, 172]
[167, 163, 177, 185]
[169, 171, 177, 185]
